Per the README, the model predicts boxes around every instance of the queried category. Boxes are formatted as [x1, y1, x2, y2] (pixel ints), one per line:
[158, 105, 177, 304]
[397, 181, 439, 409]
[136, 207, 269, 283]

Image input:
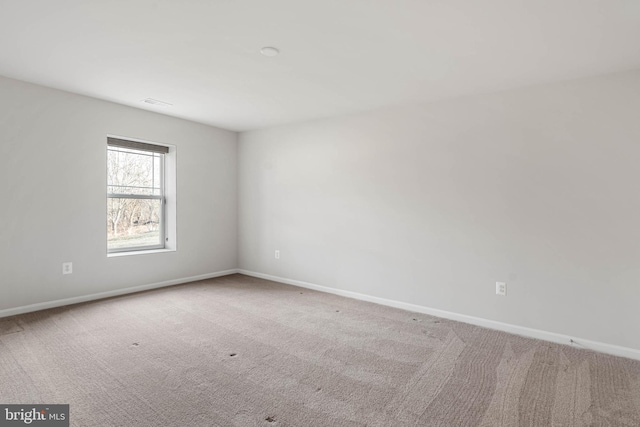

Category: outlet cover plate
[62, 262, 73, 275]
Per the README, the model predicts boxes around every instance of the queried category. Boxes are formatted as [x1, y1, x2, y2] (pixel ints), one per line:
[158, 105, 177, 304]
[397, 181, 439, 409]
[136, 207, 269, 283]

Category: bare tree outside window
[107, 145, 165, 252]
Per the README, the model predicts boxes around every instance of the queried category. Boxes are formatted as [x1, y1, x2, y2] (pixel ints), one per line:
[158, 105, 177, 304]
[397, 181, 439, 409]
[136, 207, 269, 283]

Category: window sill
[107, 248, 175, 258]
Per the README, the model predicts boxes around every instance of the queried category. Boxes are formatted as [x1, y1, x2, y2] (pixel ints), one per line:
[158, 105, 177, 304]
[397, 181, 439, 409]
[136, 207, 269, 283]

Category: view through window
[107, 138, 167, 252]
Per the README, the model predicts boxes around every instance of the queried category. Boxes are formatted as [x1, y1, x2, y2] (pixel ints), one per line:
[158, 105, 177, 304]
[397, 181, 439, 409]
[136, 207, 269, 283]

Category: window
[107, 137, 169, 253]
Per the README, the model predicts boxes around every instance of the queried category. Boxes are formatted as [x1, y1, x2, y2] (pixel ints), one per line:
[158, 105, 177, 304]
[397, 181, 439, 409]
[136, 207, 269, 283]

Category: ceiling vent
[142, 98, 172, 107]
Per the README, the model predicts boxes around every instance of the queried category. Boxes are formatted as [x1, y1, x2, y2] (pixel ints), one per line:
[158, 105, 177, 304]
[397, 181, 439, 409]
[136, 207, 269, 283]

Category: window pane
[107, 198, 162, 250]
[107, 147, 162, 196]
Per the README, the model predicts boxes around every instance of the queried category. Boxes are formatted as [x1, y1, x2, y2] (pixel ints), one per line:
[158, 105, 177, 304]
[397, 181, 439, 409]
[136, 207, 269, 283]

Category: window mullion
[107, 194, 163, 200]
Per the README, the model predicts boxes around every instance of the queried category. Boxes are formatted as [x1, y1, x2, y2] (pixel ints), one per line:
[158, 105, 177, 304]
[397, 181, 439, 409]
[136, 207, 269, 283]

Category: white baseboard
[5, 267, 638, 361]
[238, 269, 640, 362]
[0, 269, 239, 319]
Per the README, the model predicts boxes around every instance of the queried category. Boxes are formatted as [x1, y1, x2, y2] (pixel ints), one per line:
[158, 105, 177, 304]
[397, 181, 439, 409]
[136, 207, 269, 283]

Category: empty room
[1, 1, 640, 426]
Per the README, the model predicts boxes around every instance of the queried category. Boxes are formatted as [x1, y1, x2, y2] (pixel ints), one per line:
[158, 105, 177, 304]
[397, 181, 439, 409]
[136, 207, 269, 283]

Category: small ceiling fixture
[142, 98, 172, 107]
[260, 47, 280, 57]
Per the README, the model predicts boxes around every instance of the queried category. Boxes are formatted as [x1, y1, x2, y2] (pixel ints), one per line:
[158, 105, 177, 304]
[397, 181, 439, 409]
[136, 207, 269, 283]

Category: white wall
[0, 76, 237, 311]
[3, 69, 639, 353]
[239, 70, 640, 352]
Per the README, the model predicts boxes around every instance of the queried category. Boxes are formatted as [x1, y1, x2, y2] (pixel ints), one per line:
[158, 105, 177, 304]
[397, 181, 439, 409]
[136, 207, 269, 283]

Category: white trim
[0, 269, 239, 319]
[238, 269, 640, 361]
[107, 248, 176, 257]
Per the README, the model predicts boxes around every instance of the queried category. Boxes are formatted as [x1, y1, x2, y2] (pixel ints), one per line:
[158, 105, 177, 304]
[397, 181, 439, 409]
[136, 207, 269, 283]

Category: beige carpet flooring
[1, 274, 639, 426]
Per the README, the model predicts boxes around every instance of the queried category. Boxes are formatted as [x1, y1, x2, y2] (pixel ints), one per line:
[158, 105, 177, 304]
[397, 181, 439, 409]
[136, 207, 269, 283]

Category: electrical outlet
[62, 262, 73, 275]
[275, 250, 280, 260]
[496, 282, 506, 296]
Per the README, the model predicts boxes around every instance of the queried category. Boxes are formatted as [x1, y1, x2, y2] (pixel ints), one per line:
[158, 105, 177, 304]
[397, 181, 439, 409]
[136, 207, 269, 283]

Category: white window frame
[107, 137, 171, 254]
